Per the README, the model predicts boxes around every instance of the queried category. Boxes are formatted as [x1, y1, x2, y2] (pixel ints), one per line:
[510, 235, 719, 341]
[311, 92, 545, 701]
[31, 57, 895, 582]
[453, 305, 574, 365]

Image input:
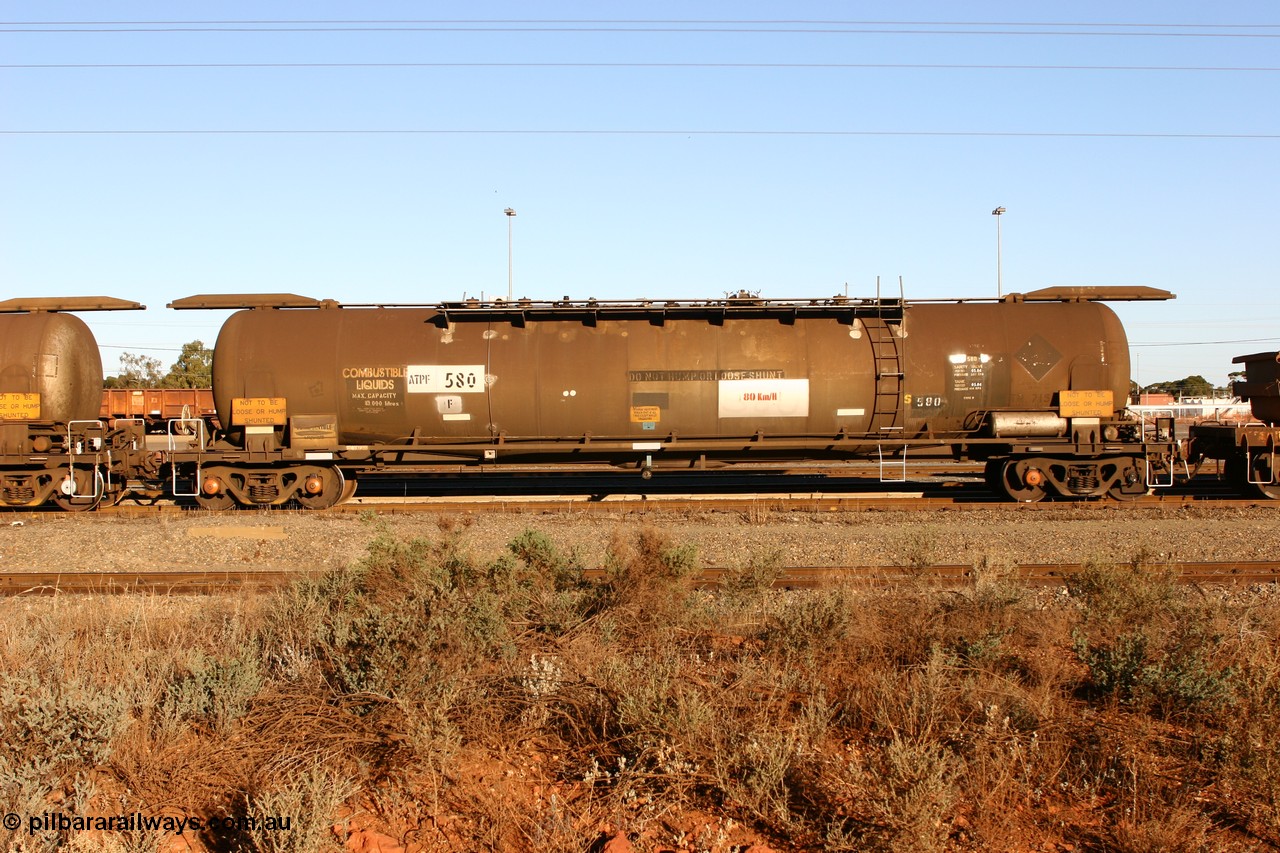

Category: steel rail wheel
[1247, 452, 1280, 500]
[1107, 458, 1151, 501]
[295, 466, 347, 510]
[998, 459, 1048, 503]
[194, 465, 237, 511]
[52, 466, 103, 512]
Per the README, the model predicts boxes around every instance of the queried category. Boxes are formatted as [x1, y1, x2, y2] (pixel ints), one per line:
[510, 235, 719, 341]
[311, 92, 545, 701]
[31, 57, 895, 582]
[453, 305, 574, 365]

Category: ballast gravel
[1, 502, 1277, 576]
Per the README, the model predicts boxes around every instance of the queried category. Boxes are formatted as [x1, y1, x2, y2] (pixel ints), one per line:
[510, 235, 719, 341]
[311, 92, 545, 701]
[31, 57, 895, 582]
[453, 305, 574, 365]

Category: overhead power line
[1, 21, 1278, 37]
[2, 129, 1276, 139]
[4, 61, 1278, 72]
[1130, 337, 1280, 347]
[2, 18, 1278, 28]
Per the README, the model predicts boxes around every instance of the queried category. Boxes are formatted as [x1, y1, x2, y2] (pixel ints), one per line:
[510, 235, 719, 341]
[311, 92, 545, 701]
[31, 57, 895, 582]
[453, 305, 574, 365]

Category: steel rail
[12, 489, 1280, 514]
[692, 560, 1280, 588]
[0, 569, 311, 596]
[92, 491, 1270, 516]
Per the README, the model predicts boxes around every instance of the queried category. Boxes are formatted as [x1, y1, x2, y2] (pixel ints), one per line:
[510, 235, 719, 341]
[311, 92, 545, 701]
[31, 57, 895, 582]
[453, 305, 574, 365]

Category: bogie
[189, 464, 351, 510]
[986, 455, 1153, 502]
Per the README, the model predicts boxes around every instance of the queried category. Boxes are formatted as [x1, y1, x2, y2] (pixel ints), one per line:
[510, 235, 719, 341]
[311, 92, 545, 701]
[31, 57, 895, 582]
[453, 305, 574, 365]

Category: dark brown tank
[186, 289, 1140, 448]
[0, 308, 106, 422]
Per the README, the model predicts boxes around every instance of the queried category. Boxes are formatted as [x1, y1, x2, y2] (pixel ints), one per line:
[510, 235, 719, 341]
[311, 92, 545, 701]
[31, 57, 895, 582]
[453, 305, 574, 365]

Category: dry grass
[1, 528, 1279, 852]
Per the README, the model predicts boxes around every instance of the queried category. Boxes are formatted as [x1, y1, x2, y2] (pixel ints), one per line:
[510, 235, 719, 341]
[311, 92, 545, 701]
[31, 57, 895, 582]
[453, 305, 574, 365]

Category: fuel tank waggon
[184, 288, 1140, 449]
[167, 287, 1174, 508]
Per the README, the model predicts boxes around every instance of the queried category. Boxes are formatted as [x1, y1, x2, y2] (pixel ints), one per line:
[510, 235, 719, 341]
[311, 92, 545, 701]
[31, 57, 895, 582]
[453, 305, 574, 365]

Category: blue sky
[2, 1, 1276, 388]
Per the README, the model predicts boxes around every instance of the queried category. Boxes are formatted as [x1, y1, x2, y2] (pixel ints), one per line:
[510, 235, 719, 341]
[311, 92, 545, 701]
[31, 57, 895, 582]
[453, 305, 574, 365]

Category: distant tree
[1221, 370, 1247, 398]
[162, 340, 213, 388]
[1179, 375, 1214, 397]
[1144, 374, 1214, 399]
[105, 352, 164, 388]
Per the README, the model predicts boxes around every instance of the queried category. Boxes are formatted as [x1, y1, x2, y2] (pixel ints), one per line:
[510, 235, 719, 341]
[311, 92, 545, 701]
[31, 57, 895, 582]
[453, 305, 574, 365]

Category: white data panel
[406, 365, 487, 394]
[717, 379, 809, 418]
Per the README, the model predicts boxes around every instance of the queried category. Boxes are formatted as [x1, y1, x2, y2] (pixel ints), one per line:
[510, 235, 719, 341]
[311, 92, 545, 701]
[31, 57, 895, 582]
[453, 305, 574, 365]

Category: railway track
[88, 491, 1276, 517]
[34, 468, 1272, 517]
[3, 463, 1272, 517]
[5, 560, 1279, 596]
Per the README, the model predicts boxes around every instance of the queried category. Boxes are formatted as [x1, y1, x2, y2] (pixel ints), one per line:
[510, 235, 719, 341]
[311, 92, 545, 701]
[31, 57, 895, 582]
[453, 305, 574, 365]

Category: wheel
[1108, 482, 1151, 501]
[101, 484, 129, 507]
[295, 466, 347, 510]
[1107, 459, 1151, 501]
[194, 465, 237, 511]
[340, 477, 358, 503]
[195, 491, 236, 511]
[997, 459, 1048, 503]
[1246, 453, 1280, 500]
[1256, 480, 1280, 501]
[52, 467, 103, 512]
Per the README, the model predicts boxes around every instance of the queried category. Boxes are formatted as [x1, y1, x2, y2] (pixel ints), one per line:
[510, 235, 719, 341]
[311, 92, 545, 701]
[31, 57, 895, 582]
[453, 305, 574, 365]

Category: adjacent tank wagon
[0, 297, 150, 509]
[168, 287, 1177, 509]
[1188, 350, 1280, 499]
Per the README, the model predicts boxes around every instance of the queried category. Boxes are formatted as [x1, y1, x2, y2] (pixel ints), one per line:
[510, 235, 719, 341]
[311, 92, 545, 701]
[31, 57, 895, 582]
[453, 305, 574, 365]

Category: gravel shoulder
[2, 503, 1277, 574]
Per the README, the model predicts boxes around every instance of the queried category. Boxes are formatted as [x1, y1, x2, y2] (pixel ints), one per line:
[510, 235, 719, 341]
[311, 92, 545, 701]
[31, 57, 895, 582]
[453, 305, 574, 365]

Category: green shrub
[1074, 624, 1236, 717]
[245, 759, 354, 853]
[720, 550, 783, 598]
[1067, 556, 1180, 625]
[0, 670, 127, 778]
[161, 650, 263, 733]
[1068, 559, 1237, 719]
[764, 586, 856, 654]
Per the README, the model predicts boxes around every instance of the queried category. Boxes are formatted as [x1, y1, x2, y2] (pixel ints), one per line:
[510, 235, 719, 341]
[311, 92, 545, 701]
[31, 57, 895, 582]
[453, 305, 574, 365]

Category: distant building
[1129, 397, 1253, 423]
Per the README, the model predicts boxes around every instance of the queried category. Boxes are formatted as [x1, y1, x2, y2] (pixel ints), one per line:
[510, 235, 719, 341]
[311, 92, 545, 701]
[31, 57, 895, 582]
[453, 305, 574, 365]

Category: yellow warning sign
[231, 397, 287, 426]
[1060, 390, 1114, 418]
[0, 393, 40, 420]
[630, 405, 660, 423]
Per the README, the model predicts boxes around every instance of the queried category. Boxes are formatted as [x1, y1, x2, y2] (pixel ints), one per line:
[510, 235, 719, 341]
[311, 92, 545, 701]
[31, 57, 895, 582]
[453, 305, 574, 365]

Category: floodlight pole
[504, 208, 517, 302]
[992, 206, 1006, 297]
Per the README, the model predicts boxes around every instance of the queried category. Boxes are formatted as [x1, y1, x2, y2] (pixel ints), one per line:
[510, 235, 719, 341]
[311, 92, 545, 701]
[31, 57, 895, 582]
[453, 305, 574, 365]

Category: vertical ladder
[867, 278, 908, 482]
[865, 311, 906, 483]
[863, 316, 904, 434]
